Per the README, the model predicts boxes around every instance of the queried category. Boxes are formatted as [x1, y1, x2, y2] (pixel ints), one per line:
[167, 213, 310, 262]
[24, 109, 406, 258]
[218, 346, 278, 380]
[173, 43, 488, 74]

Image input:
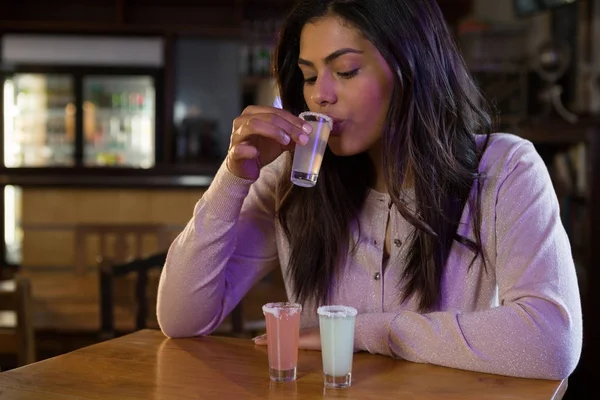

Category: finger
[281, 142, 295, 153]
[297, 329, 322, 351]
[241, 106, 305, 127]
[252, 333, 267, 346]
[235, 108, 312, 142]
[228, 143, 260, 162]
[231, 117, 293, 147]
[256, 112, 310, 145]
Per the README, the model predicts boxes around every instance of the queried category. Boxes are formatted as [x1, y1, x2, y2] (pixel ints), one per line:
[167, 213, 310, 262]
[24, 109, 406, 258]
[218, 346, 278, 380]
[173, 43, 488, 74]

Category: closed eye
[303, 69, 359, 85]
[337, 69, 359, 79]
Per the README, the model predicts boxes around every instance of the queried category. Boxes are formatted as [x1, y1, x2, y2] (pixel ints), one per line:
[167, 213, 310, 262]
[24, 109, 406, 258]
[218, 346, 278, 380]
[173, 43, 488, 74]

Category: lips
[328, 118, 343, 137]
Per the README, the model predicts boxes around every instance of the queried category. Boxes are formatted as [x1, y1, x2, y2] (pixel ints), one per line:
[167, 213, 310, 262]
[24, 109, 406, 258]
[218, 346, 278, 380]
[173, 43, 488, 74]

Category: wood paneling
[18, 264, 285, 334]
[22, 188, 203, 224]
[148, 190, 202, 223]
[18, 267, 161, 332]
[20, 188, 202, 267]
[22, 231, 74, 266]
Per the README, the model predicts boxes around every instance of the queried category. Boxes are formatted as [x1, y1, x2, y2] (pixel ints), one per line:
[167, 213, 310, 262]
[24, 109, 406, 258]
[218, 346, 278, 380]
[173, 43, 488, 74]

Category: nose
[309, 75, 337, 108]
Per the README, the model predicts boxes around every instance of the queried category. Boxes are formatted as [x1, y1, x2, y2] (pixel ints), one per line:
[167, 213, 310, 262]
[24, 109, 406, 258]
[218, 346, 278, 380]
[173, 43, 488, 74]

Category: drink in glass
[291, 111, 333, 187]
[317, 305, 357, 388]
[262, 302, 302, 382]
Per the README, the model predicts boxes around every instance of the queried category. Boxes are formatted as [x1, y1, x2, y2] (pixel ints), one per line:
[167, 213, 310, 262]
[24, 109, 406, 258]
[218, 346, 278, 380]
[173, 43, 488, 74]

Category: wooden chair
[74, 224, 170, 275]
[0, 277, 35, 368]
[98, 251, 249, 339]
[98, 252, 167, 340]
[98, 251, 286, 340]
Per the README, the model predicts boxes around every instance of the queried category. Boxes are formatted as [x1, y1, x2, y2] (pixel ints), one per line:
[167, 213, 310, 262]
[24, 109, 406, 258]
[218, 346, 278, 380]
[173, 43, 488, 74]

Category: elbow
[514, 295, 583, 380]
[156, 294, 224, 338]
[541, 336, 582, 380]
[157, 310, 193, 338]
[537, 354, 579, 381]
[159, 325, 187, 339]
[156, 301, 215, 339]
[157, 314, 214, 339]
[532, 321, 583, 380]
[155, 277, 217, 338]
[510, 336, 581, 380]
[158, 317, 192, 339]
[159, 326, 201, 339]
[545, 306, 583, 380]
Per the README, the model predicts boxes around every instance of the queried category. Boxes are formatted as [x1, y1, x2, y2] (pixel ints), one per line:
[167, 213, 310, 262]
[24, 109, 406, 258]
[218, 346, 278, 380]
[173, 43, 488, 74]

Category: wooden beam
[234, 0, 244, 25]
[0, 20, 241, 38]
[116, 0, 127, 25]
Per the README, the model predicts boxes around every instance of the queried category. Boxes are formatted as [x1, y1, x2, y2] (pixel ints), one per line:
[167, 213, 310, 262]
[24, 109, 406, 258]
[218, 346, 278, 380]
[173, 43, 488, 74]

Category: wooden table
[0, 329, 567, 399]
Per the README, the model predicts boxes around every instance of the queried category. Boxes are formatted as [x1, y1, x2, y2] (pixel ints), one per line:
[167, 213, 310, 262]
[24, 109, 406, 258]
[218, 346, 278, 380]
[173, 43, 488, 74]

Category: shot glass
[290, 111, 333, 187]
[262, 302, 302, 382]
[317, 305, 358, 389]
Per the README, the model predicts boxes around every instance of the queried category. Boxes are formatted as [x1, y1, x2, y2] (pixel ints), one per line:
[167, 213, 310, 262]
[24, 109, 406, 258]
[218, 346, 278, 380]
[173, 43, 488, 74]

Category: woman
[157, 0, 582, 379]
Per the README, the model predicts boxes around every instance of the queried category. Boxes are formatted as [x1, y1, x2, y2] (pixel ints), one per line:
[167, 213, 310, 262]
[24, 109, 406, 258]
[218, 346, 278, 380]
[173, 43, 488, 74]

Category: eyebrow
[298, 48, 363, 67]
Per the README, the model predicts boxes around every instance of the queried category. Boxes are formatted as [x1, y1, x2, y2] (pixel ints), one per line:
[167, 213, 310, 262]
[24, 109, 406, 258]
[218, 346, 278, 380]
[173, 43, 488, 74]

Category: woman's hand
[253, 327, 322, 351]
[227, 106, 312, 180]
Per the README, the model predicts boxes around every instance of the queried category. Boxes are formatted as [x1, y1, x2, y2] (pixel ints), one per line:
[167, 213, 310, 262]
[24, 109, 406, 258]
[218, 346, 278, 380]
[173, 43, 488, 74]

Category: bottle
[252, 20, 263, 76]
[138, 93, 145, 111]
[129, 93, 137, 112]
[240, 21, 251, 76]
[120, 92, 128, 111]
[112, 92, 121, 109]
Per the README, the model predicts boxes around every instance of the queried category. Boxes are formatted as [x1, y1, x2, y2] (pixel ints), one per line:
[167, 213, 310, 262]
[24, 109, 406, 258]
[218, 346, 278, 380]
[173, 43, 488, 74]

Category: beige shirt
[157, 133, 582, 379]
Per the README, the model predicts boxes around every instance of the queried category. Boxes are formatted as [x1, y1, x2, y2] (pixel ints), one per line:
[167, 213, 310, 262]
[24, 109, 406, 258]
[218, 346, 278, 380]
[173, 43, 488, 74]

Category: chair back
[0, 277, 35, 367]
[74, 224, 170, 274]
[99, 252, 167, 339]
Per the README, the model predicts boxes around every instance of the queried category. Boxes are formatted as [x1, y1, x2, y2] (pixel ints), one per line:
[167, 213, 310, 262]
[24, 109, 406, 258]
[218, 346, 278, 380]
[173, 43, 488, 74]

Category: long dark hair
[274, 0, 492, 311]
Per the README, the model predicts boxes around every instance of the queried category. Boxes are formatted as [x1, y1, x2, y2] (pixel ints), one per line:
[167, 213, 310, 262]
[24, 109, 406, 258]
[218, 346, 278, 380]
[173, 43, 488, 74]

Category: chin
[327, 137, 365, 157]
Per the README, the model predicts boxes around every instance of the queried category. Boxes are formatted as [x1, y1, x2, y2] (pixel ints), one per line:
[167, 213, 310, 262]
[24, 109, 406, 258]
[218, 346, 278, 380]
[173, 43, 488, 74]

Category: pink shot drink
[262, 302, 302, 382]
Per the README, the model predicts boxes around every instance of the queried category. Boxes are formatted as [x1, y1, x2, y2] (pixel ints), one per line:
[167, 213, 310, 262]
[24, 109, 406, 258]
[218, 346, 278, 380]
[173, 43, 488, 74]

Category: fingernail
[299, 134, 309, 145]
[302, 123, 312, 134]
[253, 334, 266, 341]
[280, 131, 291, 145]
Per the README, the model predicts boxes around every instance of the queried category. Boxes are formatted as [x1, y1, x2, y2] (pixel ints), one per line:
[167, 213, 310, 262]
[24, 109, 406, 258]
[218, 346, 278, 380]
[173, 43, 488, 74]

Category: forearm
[157, 161, 279, 337]
[354, 296, 581, 379]
[157, 211, 247, 337]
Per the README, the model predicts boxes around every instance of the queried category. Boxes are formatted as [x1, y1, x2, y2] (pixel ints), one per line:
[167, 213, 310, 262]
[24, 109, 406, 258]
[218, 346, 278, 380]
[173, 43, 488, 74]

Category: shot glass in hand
[317, 305, 358, 389]
[262, 302, 303, 382]
[290, 112, 333, 187]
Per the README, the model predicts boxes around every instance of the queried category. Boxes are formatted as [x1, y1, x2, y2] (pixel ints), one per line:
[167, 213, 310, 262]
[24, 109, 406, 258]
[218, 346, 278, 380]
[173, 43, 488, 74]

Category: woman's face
[298, 15, 394, 156]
